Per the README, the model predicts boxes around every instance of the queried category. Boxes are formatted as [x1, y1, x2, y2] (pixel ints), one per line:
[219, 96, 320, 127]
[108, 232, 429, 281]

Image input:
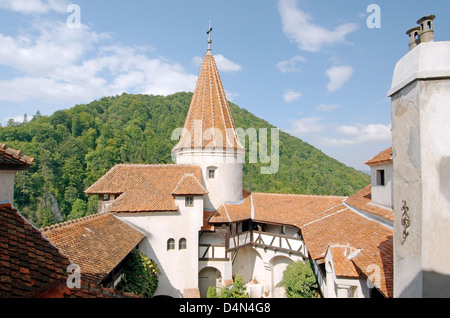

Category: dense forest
[0, 92, 370, 228]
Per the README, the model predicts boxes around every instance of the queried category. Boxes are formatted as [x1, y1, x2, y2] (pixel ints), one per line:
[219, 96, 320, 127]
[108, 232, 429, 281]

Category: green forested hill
[0, 92, 369, 228]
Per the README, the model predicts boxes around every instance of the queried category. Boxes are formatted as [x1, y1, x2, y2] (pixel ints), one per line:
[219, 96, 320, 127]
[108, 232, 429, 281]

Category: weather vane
[207, 20, 212, 52]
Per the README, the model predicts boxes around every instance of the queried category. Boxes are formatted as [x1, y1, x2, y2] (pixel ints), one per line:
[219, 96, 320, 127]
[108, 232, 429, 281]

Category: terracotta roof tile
[210, 191, 252, 224]
[252, 193, 347, 227]
[202, 211, 215, 232]
[0, 143, 34, 169]
[365, 147, 392, 166]
[328, 245, 360, 278]
[173, 53, 244, 152]
[172, 173, 208, 196]
[0, 203, 70, 298]
[85, 164, 204, 212]
[345, 185, 394, 222]
[301, 207, 393, 297]
[41, 213, 145, 286]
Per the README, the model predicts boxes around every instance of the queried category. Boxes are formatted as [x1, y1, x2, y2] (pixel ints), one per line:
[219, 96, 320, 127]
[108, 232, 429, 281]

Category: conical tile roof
[173, 52, 244, 152]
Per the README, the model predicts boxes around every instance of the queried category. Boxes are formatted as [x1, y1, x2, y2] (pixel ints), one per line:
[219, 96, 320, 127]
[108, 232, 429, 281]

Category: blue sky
[0, 0, 449, 171]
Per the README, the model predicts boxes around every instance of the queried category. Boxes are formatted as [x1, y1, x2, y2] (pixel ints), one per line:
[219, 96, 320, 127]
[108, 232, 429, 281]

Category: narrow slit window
[376, 169, 386, 186]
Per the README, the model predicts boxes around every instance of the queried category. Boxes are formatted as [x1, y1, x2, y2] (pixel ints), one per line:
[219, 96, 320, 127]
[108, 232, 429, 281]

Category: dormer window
[376, 169, 385, 186]
[185, 196, 194, 207]
[207, 167, 217, 179]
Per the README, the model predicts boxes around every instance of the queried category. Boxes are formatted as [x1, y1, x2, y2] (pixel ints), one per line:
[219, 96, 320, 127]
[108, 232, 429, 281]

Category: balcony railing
[200, 230, 307, 261]
[199, 244, 228, 261]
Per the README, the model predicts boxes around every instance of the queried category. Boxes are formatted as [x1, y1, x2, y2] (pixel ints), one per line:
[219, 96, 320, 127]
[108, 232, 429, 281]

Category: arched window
[167, 238, 175, 251]
[179, 238, 187, 250]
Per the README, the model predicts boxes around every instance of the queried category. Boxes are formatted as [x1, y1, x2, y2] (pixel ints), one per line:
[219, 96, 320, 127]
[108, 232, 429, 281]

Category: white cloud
[192, 54, 242, 73]
[213, 54, 242, 72]
[283, 89, 302, 103]
[326, 65, 354, 92]
[0, 0, 69, 14]
[315, 103, 341, 112]
[291, 117, 325, 135]
[278, 0, 359, 52]
[0, 20, 198, 107]
[277, 55, 306, 73]
[322, 123, 391, 146]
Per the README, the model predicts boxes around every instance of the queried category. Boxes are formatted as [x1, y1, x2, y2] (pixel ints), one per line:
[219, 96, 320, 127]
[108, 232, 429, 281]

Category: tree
[68, 199, 87, 220]
[208, 274, 249, 298]
[281, 260, 319, 298]
[115, 249, 159, 298]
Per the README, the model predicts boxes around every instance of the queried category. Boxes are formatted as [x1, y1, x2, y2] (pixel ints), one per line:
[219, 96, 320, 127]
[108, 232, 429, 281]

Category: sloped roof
[41, 212, 145, 286]
[328, 245, 360, 278]
[208, 192, 347, 227]
[0, 143, 34, 170]
[365, 147, 393, 166]
[345, 185, 394, 222]
[210, 190, 252, 224]
[173, 52, 244, 152]
[301, 206, 393, 298]
[85, 164, 204, 212]
[252, 193, 347, 227]
[0, 203, 70, 298]
[172, 173, 208, 196]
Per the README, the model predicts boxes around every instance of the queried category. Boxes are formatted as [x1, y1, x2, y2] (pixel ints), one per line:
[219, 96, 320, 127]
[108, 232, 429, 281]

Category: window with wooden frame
[179, 238, 187, 250]
[167, 238, 175, 251]
[185, 196, 194, 207]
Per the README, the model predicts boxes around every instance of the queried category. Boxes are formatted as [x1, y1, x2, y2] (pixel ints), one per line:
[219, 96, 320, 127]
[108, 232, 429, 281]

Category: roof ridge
[171, 173, 208, 195]
[40, 211, 109, 232]
[0, 143, 34, 164]
[252, 192, 348, 199]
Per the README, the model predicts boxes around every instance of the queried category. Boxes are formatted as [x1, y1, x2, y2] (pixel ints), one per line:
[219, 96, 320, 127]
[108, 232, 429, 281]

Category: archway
[270, 255, 293, 298]
[199, 267, 221, 298]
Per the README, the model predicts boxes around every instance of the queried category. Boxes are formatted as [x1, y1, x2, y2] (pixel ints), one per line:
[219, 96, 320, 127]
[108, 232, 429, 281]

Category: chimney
[417, 15, 436, 43]
[406, 26, 420, 51]
[406, 15, 436, 51]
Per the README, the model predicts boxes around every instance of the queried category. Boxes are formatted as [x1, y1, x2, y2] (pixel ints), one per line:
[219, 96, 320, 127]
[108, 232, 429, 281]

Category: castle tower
[388, 15, 450, 297]
[172, 26, 245, 211]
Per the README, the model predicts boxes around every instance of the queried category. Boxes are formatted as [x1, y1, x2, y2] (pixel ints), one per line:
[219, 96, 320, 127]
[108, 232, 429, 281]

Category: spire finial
[207, 20, 213, 53]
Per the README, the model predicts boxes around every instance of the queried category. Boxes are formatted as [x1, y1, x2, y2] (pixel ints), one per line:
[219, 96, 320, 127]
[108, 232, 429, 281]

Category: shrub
[115, 249, 160, 298]
[208, 274, 249, 298]
[281, 260, 319, 298]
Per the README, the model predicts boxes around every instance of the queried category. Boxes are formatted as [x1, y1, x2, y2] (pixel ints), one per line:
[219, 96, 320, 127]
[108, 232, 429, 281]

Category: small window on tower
[185, 196, 194, 207]
[376, 169, 386, 186]
[208, 167, 217, 179]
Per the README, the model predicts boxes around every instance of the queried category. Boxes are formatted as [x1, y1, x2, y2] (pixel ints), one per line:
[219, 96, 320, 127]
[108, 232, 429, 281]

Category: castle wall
[115, 195, 204, 298]
[390, 40, 450, 297]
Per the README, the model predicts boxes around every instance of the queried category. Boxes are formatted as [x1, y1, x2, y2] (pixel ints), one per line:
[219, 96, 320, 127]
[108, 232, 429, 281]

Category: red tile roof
[365, 147, 392, 166]
[252, 193, 347, 227]
[173, 53, 244, 152]
[328, 245, 360, 278]
[85, 164, 205, 212]
[41, 212, 145, 286]
[0, 143, 34, 170]
[301, 206, 393, 297]
[0, 203, 70, 298]
[172, 173, 208, 196]
[345, 185, 394, 222]
[210, 191, 252, 224]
